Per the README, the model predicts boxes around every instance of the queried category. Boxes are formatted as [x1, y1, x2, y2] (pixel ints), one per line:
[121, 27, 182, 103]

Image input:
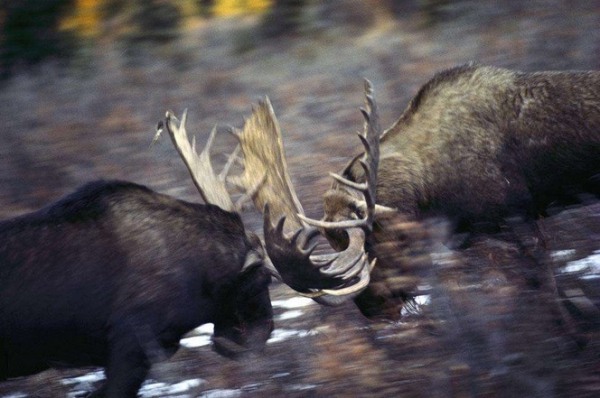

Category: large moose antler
[156, 81, 382, 303]
[155, 110, 239, 212]
[154, 110, 268, 214]
[234, 81, 381, 302]
[229, 98, 305, 231]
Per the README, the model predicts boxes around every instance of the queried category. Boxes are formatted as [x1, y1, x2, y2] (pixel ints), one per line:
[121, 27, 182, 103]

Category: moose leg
[506, 218, 583, 348]
[92, 327, 150, 398]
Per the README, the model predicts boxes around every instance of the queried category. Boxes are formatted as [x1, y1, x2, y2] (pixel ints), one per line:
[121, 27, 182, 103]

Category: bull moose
[160, 63, 599, 321]
[0, 180, 274, 397]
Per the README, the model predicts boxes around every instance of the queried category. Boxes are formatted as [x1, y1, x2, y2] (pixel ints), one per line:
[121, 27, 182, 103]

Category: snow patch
[271, 297, 315, 309]
[61, 370, 106, 385]
[551, 249, 577, 261]
[180, 334, 212, 348]
[198, 389, 242, 398]
[562, 250, 600, 279]
[277, 309, 304, 320]
[268, 328, 317, 344]
[138, 378, 204, 397]
[180, 323, 214, 348]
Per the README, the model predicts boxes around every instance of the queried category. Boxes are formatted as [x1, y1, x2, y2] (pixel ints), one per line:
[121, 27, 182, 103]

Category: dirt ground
[1, 1, 599, 397]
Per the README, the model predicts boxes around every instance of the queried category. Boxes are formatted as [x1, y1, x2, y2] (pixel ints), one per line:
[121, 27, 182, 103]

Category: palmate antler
[229, 98, 305, 231]
[235, 81, 381, 302]
[263, 206, 373, 299]
[155, 111, 240, 212]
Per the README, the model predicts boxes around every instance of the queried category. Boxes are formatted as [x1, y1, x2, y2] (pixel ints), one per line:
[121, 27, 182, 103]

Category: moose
[0, 180, 274, 397]
[160, 63, 599, 322]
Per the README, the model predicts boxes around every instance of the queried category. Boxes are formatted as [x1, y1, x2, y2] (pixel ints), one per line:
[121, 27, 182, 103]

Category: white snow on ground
[273, 296, 316, 321]
[56, 369, 205, 398]
[182, 325, 318, 347]
[180, 296, 318, 348]
[195, 323, 216, 334]
[551, 249, 577, 261]
[267, 328, 318, 344]
[198, 388, 242, 398]
[138, 378, 204, 397]
[180, 323, 214, 348]
[561, 250, 600, 279]
[401, 294, 431, 317]
[277, 309, 304, 320]
[271, 296, 315, 309]
[180, 334, 213, 348]
[61, 370, 106, 386]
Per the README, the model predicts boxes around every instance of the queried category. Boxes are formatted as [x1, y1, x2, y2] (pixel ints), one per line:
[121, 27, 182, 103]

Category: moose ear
[238, 250, 273, 296]
[240, 249, 264, 274]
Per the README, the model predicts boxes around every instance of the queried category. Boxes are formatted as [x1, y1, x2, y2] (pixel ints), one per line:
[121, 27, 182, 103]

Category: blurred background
[0, 1, 599, 397]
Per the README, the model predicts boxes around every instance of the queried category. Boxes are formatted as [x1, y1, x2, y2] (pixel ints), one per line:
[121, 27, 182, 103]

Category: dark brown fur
[0, 180, 273, 397]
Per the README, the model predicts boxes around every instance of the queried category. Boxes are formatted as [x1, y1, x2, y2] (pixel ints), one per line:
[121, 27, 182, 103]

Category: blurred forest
[0, 1, 599, 397]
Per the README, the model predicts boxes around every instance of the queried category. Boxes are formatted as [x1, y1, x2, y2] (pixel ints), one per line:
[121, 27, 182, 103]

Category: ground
[0, 1, 599, 397]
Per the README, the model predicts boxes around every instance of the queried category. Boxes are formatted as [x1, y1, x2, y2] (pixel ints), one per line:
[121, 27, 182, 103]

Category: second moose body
[336, 64, 600, 226]
[320, 64, 600, 317]
[0, 180, 273, 397]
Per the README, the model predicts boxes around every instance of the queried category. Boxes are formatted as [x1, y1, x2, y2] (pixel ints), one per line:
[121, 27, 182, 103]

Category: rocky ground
[0, 1, 599, 396]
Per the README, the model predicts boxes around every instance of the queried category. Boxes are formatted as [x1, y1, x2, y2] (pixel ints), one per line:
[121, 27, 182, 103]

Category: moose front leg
[90, 327, 151, 398]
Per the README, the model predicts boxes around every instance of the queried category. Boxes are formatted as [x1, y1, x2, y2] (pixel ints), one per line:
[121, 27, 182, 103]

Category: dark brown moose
[162, 63, 599, 321]
[0, 180, 274, 397]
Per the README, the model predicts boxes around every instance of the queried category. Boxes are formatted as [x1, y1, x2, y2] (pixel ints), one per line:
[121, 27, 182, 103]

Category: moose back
[337, 64, 599, 226]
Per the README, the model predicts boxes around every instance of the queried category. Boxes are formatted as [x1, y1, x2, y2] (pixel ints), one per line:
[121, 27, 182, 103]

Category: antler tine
[314, 252, 362, 277]
[232, 170, 267, 213]
[297, 213, 367, 230]
[264, 204, 372, 299]
[317, 259, 374, 296]
[299, 257, 374, 298]
[329, 172, 367, 191]
[300, 79, 382, 232]
[359, 78, 380, 229]
[219, 144, 241, 181]
[159, 110, 236, 212]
